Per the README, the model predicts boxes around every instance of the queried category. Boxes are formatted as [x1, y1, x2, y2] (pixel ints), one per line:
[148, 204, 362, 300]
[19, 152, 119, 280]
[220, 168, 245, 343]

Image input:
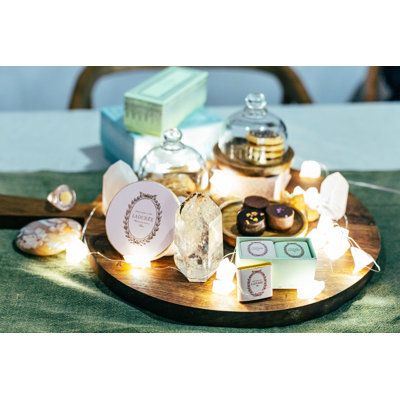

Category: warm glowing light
[65, 237, 89, 265]
[324, 227, 350, 261]
[307, 215, 338, 251]
[307, 228, 326, 250]
[293, 186, 304, 196]
[351, 246, 374, 274]
[304, 187, 320, 210]
[292, 186, 321, 210]
[308, 216, 352, 262]
[317, 214, 335, 235]
[297, 280, 325, 299]
[130, 268, 145, 279]
[300, 160, 322, 179]
[216, 258, 237, 282]
[124, 255, 151, 269]
[212, 279, 235, 295]
[209, 169, 238, 198]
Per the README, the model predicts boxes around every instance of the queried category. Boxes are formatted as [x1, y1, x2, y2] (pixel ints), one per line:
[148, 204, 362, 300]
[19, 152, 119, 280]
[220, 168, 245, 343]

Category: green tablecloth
[0, 170, 398, 332]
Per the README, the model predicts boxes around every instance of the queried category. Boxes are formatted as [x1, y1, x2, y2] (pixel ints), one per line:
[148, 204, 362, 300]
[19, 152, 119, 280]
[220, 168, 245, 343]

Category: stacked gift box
[100, 67, 224, 170]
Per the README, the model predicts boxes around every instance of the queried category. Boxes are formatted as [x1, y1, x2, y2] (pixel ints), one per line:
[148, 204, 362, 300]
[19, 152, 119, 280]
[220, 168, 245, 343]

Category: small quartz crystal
[102, 160, 138, 214]
[47, 184, 76, 211]
[319, 172, 349, 220]
[174, 193, 223, 282]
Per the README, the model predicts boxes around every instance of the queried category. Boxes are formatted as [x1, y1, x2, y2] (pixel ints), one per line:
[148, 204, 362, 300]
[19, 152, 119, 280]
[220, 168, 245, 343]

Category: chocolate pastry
[266, 204, 294, 231]
[243, 196, 269, 212]
[237, 209, 266, 236]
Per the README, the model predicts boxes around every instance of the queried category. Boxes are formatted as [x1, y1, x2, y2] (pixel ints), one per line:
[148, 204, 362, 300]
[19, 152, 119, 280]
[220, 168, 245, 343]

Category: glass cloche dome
[138, 128, 208, 197]
[218, 93, 288, 167]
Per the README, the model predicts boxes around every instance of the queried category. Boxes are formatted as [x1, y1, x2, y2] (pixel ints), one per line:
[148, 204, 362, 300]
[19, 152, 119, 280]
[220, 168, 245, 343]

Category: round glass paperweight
[218, 93, 288, 167]
[138, 128, 209, 196]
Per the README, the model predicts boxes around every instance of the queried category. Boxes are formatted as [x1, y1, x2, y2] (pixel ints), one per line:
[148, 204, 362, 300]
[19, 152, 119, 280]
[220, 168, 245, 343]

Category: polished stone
[16, 218, 82, 256]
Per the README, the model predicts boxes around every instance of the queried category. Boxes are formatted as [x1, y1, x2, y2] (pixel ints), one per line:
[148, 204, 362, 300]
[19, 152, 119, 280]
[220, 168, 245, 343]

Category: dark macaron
[243, 196, 269, 211]
[266, 203, 295, 231]
[237, 209, 266, 236]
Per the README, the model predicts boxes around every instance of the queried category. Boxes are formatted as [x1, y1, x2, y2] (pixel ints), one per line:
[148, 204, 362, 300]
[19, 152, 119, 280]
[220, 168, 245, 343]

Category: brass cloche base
[213, 144, 294, 177]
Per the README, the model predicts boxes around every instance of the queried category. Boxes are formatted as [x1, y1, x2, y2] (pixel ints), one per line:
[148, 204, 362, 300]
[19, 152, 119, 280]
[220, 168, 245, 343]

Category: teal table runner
[0, 170, 398, 332]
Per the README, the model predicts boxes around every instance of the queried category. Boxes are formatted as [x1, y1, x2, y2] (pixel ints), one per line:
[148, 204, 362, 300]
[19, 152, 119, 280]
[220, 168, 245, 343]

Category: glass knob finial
[163, 128, 182, 144]
[245, 93, 267, 110]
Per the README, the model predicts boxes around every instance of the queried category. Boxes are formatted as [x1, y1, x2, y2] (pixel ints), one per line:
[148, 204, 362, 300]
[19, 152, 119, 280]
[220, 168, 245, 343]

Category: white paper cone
[351, 246, 374, 273]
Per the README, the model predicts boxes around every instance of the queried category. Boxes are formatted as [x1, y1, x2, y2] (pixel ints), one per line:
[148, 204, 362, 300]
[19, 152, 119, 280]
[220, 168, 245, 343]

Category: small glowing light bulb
[59, 190, 73, 206]
[216, 258, 237, 282]
[124, 255, 151, 269]
[293, 186, 321, 210]
[307, 228, 326, 250]
[209, 169, 238, 198]
[130, 268, 145, 279]
[65, 237, 89, 265]
[300, 160, 322, 179]
[212, 280, 235, 295]
[304, 187, 321, 210]
[293, 186, 305, 196]
[324, 227, 350, 261]
[297, 280, 325, 300]
[317, 214, 335, 236]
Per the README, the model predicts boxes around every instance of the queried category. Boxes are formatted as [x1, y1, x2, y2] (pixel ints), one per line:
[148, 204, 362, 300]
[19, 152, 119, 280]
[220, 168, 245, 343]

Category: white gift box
[236, 263, 273, 302]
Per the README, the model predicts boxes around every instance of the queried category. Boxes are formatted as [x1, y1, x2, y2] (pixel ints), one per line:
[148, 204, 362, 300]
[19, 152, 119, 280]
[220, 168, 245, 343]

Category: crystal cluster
[174, 193, 223, 282]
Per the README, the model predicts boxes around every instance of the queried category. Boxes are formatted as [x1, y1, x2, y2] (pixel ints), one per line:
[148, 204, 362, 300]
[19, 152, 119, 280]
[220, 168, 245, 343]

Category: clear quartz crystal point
[319, 172, 349, 220]
[102, 160, 138, 214]
[174, 193, 224, 282]
[47, 184, 76, 211]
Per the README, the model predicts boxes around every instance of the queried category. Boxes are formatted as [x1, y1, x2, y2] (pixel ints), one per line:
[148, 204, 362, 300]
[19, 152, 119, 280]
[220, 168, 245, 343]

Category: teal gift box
[274, 241, 312, 259]
[235, 237, 317, 289]
[101, 105, 224, 170]
[124, 67, 208, 136]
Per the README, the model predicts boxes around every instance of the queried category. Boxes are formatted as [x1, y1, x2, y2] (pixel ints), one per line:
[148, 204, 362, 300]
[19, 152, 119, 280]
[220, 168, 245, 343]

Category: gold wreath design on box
[123, 192, 162, 246]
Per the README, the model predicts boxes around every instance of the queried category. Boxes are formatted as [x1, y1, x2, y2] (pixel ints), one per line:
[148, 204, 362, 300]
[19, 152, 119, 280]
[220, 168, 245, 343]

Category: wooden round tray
[221, 200, 308, 247]
[85, 172, 381, 328]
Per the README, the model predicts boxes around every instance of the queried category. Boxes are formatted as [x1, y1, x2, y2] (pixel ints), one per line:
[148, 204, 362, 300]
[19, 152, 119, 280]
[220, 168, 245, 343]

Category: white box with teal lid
[235, 237, 317, 289]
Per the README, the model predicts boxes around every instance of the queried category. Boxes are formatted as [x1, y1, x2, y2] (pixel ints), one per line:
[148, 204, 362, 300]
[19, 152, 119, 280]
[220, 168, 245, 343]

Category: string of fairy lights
[63, 159, 387, 300]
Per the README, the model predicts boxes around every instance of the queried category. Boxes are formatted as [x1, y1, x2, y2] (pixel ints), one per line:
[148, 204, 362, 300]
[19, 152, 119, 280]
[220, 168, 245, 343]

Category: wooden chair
[69, 66, 312, 109]
[352, 66, 400, 101]
[351, 67, 381, 102]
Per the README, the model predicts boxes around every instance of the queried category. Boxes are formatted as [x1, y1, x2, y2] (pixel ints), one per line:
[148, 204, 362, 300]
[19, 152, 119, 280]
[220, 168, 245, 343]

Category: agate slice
[16, 218, 82, 256]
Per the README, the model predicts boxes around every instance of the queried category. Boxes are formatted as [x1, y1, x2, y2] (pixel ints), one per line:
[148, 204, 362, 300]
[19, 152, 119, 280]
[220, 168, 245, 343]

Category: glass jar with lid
[138, 128, 208, 197]
[215, 93, 292, 174]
